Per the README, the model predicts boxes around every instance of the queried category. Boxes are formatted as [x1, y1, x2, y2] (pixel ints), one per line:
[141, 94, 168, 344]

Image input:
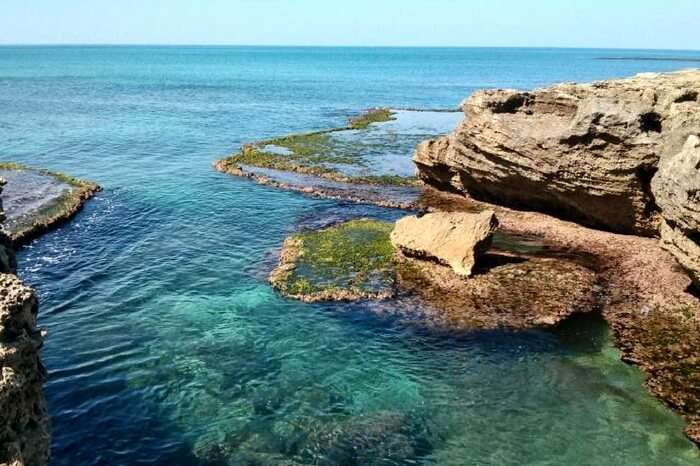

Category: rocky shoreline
[0, 165, 100, 465]
[263, 70, 700, 444]
[411, 70, 700, 442]
[419, 187, 700, 441]
[0, 182, 50, 466]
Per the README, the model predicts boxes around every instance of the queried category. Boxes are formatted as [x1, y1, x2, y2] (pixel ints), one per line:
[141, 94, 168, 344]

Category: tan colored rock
[0, 274, 49, 466]
[652, 135, 700, 284]
[390, 211, 498, 277]
[414, 69, 700, 236]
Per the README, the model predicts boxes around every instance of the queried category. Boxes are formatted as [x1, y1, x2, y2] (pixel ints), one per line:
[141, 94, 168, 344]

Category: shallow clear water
[2, 46, 700, 465]
[327, 110, 463, 177]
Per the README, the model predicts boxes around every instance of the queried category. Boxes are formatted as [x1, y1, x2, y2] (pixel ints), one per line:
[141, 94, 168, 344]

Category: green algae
[217, 109, 424, 187]
[0, 162, 94, 189]
[270, 219, 396, 301]
[348, 108, 396, 129]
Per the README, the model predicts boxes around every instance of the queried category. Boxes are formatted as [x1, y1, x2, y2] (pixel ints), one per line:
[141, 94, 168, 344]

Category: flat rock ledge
[215, 160, 419, 209]
[418, 187, 700, 444]
[0, 164, 101, 247]
[270, 219, 397, 303]
[0, 274, 49, 466]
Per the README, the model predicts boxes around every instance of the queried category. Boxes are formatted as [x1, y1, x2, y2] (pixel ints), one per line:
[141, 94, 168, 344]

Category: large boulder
[390, 211, 498, 277]
[414, 70, 700, 237]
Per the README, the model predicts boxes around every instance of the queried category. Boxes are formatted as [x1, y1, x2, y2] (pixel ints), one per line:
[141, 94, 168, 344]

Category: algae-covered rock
[610, 305, 700, 443]
[390, 211, 498, 277]
[270, 219, 396, 302]
[395, 253, 599, 330]
[216, 109, 462, 208]
[0, 163, 100, 246]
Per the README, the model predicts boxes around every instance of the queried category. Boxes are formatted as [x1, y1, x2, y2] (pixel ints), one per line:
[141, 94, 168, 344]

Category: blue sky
[1, 0, 698, 49]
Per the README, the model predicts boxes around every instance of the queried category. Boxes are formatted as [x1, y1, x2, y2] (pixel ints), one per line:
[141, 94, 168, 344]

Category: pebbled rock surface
[414, 70, 700, 241]
[0, 274, 49, 466]
[390, 211, 498, 277]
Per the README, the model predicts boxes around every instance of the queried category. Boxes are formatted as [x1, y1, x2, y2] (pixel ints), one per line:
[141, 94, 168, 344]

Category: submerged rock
[390, 211, 498, 277]
[270, 219, 396, 302]
[414, 70, 700, 238]
[419, 187, 700, 443]
[395, 253, 599, 330]
[215, 109, 462, 209]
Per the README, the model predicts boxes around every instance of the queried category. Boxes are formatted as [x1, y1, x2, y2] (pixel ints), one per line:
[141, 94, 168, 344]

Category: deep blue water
[2, 46, 700, 465]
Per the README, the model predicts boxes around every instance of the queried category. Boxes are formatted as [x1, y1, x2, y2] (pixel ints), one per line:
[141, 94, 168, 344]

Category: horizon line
[0, 43, 699, 53]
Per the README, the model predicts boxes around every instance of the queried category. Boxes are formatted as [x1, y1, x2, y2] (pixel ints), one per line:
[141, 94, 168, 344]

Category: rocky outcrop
[0, 275, 49, 466]
[419, 185, 700, 443]
[0, 178, 49, 466]
[390, 211, 498, 277]
[414, 70, 700, 241]
[652, 134, 700, 285]
[0, 179, 16, 274]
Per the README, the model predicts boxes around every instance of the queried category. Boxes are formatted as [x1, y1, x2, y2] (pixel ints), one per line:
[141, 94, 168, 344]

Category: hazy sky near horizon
[1, 0, 698, 49]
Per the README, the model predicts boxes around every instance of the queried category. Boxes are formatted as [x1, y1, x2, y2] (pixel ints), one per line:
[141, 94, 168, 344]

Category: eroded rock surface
[414, 70, 700, 239]
[390, 211, 498, 277]
[0, 274, 49, 466]
[395, 253, 599, 329]
[418, 187, 700, 443]
[652, 134, 700, 284]
[0, 177, 49, 466]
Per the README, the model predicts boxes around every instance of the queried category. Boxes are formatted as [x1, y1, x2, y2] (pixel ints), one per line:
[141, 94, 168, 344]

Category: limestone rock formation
[652, 134, 700, 284]
[414, 70, 700, 238]
[390, 211, 498, 277]
[0, 178, 16, 274]
[415, 69, 700, 284]
[0, 175, 49, 466]
[0, 274, 49, 466]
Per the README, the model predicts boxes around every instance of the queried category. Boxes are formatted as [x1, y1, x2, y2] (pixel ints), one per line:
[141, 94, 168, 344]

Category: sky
[1, 0, 698, 49]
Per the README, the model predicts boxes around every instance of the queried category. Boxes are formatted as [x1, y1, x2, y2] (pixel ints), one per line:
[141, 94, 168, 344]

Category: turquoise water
[2, 46, 700, 465]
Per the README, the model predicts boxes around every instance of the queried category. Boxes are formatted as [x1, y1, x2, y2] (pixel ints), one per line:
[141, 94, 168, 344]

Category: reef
[215, 108, 462, 208]
[0, 163, 101, 247]
[0, 179, 50, 466]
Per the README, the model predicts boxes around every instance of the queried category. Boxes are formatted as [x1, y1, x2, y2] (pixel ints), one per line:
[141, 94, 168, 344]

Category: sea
[2, 46, 700, 465]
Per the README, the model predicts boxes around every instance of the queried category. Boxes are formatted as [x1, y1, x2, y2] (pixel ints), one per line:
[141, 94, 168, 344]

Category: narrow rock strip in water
[215, 108, 462, 208]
